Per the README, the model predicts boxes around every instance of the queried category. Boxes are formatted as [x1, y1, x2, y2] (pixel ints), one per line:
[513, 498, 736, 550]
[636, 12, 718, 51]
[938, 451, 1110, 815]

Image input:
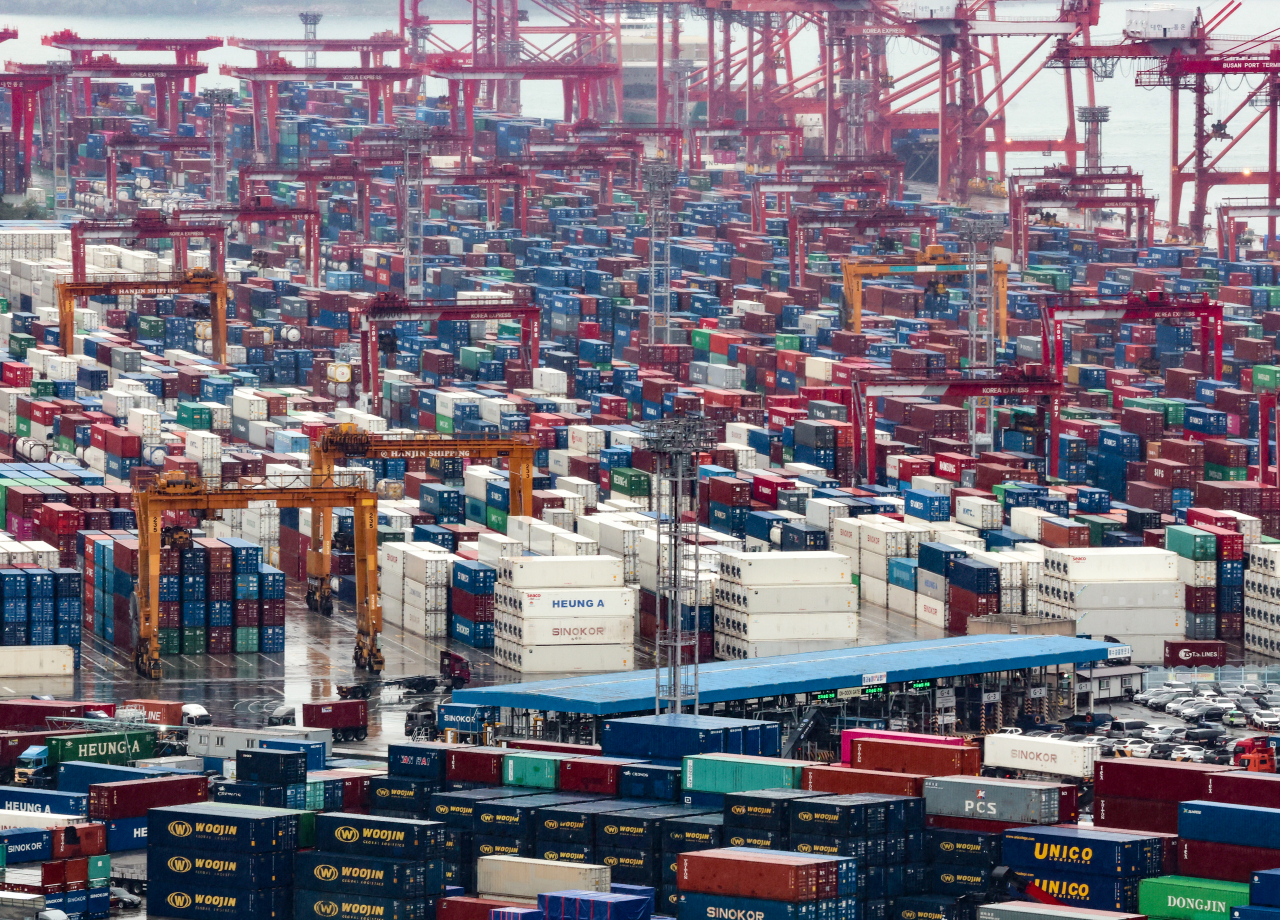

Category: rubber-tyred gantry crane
[69, 211, 228, 284]
[171, 199, 323, 288]
[356, 291, 541, 416]
[105, 133, 216, 215]
[306, 425, 537, 670]
[0, 72, 54, 193]
[56, 269, 229, 365]
[788, 206, 939, 286]
[133, 470, 380, 679]
[228, 33, 405, 68]
[42, 31, 223, 104]
[7, 57, 207, 131]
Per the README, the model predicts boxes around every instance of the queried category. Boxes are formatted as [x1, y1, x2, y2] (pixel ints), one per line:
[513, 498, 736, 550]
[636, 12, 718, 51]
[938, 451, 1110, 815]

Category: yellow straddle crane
[132, 470, 380, 679]
[57, 269, 230, 364]
[305, 424, 539, 670]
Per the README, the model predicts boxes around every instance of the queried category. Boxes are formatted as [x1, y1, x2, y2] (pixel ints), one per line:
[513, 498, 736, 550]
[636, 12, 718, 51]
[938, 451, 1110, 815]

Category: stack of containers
[295, 812, 446, 920]
[1177, 793, 1280, 882]
[1245, 542, 1280, 655]
[1168, 523, 1221, 641]
[676, 848, 858, 920]
[849, 516, 910, 610]
[1093, 759, 1235, 834]
[712, 550, 855, 659]
[147, 803, 297, 920]
[945, 557, 1002, 632]
[405, 544, 452, 638]
[921, 825, 1004, 913]
[494, 556, 632, 672]
[1035, 547, 1182, 661]
[999, 825, 1164, 911]
[451, 559, 496, 649]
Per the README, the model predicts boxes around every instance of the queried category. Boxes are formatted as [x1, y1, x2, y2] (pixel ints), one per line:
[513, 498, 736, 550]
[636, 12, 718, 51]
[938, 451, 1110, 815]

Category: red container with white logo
[1093, 760, 1233, 802]
[1176, 838, 1275, 883]
[1163, 640, 1227, 668]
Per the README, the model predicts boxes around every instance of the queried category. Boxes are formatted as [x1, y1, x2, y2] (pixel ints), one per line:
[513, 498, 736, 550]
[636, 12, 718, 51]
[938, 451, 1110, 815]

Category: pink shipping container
[88, 774, 209, 819]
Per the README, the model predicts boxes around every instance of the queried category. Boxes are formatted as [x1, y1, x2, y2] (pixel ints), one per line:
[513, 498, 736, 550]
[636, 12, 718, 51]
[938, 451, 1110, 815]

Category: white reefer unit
[1042, 547, 1178, 581]
[717, 549, 851, 585]
[497, 556, 625, 588]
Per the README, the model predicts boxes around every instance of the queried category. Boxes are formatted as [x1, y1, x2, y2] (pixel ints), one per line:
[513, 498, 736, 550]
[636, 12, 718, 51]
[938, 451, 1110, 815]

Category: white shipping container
[498, 612, 634, 646]
[1248, 543, 1280, 575]
[494, 641, 635, 673]
[1009, 507, 1054, 540]
[1073, 606, 1184, 636]
[713, 634, 853, 660]
[860, 575, 888, 607]
[716, 583, 857, 614]
[713, 609, 858, 641]
[0, 645, 74, 677]
[1176, 556, 1217, 587]
[187, 725, 330, 759]
[476, 856, 610, 899]
[832, 517, 862, 548]
[860, 521, 909, 557]
[1038, 577, 1184, 609]
[887, 584, 916, 616]
[567, 425, 606, 455]
[404, 547, 454, 585]
[969, 550, 1024, 587]
[955, 496, 1003, 531]
[1042, 547, 1178, 581]
[0, 810, 84, 830]
[917, 568, 946, 601]
[981, 733, 1099, 780]
[499, 587, 636, 619]
[915, 594, 946, 628]
[498, 556, 626, 588]
[596, 519, 642, 556]
[553, 533, 599, 556]
[717, 549, 851, 586]
[477, 533, 526, 562]
[911, 475, 955, 497]
[861, 551, 888, 582]
[382, 594, 403, 626]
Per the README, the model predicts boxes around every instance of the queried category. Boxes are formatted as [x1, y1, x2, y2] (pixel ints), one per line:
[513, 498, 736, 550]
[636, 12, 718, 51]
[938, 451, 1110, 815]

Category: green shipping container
[88, 855, 110, 882]
[1256, 365, 1280, 392]
[1204, 464, 1247, 482]
[1138, 877, 1247, 920]
[683, 754, 805, 793]
[503, 751, 574, 788]
[486, 505, 508, 533]
[775, 334, 801, 351]
[436, 415, 455, 434]
[182, 627, 207, 654]
[48, 730, 155, 767]
[235, 627, 259, 652]
[1077, 515, 1122, 546]
[30, 380, 55, 398]
[158, 628, 181, 656]
[1165, 525, 1217, 561]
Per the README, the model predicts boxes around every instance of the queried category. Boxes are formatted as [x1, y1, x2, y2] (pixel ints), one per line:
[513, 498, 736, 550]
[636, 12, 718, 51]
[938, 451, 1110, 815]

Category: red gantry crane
[42, 31, 223, 105]
[105, 133, 216, 215]
[8, 57, 208, 131]
[227, 34, 405, 68]
[69, 211, 228, 284]
[172, 199, 323, 288]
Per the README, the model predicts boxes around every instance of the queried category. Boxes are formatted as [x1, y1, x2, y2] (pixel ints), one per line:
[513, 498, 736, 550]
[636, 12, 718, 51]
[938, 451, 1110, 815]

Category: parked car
[1223, 710, 1249, 728]
[1156, 696, 1194, 713]
[1148, 742, 1177, 760]
[996, 727, 1023, 735]
[1170, 745, 1207, 762]
[1106, 719, 1149, 738]
[1142, 724, 1180, 742]
[1113, 739, 1152, 758]
[1252, 710, 1280, 730]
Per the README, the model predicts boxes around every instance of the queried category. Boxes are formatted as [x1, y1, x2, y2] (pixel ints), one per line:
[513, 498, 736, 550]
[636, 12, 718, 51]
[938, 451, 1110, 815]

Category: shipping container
[1138, 876, 1248, 920]
[1093, 760, 1233, 803]
[679, 850, 829, 902]
[846, 739, 980, 776]
[1177, 837, 1280, 883]
[475, 855, 610, 898]
[677, 891, 817, 920]
[978, 904, 1145, 920]
[923, 776, 1059, 824]
[981, 735, 1098, 780]
[142, 882, 292, 920]
[1001, 826, 1148, 876]
[800, 766, 927, 798]
[293, 889, 426, 920]
[294, 850, 440, 898]
[89, 773, 208, 819]
[148, 846, 294, 888]
[314, 812, 444, 860]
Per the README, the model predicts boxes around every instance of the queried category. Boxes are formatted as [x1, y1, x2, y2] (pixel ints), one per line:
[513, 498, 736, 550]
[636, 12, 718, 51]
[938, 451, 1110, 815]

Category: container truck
[981, 734, 1100, 783]
[14, 731, 155, 788]
[266, 700, 368, 742]
[119, 700, 210, 728]
[0, 733, 85, 785]
[0, 702, 116, 732]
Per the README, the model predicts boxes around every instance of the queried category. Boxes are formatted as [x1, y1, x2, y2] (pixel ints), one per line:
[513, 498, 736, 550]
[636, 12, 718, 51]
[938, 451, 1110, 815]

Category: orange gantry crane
[133, 471, 380, 679]
[56, 269, 230, 364]
[306, 425, 538, 670]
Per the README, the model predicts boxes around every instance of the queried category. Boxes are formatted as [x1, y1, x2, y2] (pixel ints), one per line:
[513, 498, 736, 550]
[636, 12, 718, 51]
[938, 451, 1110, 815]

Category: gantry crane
[227, 34, 405, 67]
[105, 133, 217, 215]
[851, 370, 1066, 484]
[171, 200, 323, 288]
[1038, 289, 1224, 383]
[788, 206, 938, 286]
[306, 424, 538, 670]
[1007, 165, 1157, 266]
[69, 211, 229, 284]
[56, 269, 229, 364]
[356, 291, 541, 416]
[5, 57, 207, 131]
[42, 31, 222, 100]
[841, 251, 1009, 338]
[132, 471, 380, 679]
[0, 72, 54, 193]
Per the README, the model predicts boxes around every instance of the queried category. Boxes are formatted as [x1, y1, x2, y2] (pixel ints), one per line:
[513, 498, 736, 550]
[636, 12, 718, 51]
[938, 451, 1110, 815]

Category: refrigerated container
[716, 551, 851, 586]
[981, 735, 1098, 780]
[496, 557, 625, 588]
[1042, 548, 1177, 581]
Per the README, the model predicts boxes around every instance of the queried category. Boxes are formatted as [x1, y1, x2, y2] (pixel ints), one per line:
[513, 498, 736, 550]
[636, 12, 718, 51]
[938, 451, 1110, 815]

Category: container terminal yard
[10, 0, 1280, 919]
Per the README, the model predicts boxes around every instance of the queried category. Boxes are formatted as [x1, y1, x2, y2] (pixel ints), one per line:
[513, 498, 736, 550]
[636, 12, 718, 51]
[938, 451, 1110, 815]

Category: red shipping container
[1163, 640, 1227, 668]
[51, 824, 106, 859]
[0, 701, 116, 731]
[0, 731, 83, 768]
[1195, 523, 1244, 560]
[1176, 838, 1280, 883]
[121, 700, 185, 726]
[1202, 770, 1280, 809]
[504, 740, 603, 756]
[88, 774, 208, 819]
[708, 477, 751, 505]
[679, 850, 830, 901]
[445, 747, 507, 783]
[1092, 795, 1180, 833]
[1093, 760, 1233, 802]
[924, 814, 1029, 834]
[845, 738, 980, 775]
[438, 899, 528, 920]
[799, 765, 927, 797]
[558, 757, 639, 795]
[301, 700, 367, 733]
